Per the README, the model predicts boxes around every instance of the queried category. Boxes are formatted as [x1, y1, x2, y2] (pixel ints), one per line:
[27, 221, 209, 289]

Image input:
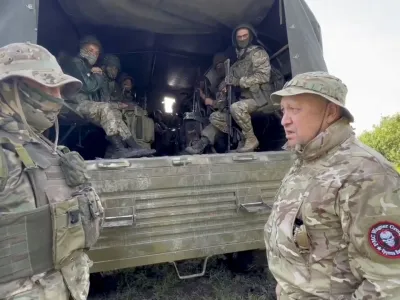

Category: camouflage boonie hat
[271, 71, 353, 122]
[0, 42, 82, 98]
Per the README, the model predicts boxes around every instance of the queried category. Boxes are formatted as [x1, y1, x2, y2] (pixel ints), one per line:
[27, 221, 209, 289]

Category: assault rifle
[224, 59, 232, 152]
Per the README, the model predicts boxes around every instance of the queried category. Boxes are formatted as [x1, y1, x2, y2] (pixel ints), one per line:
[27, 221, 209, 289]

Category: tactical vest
[0, 129, 104, 284]
[231, 46, 275, 110]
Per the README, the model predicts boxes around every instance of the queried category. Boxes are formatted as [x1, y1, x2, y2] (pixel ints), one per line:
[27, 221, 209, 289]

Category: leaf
[358, 113, 400, 167]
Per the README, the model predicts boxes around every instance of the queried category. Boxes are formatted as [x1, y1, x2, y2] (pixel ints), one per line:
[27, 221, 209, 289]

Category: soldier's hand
[204, 98, 214, 106]
[197, 88, 206, 100]
[91, 67, 103, 75]
[225, 75, 239, 86]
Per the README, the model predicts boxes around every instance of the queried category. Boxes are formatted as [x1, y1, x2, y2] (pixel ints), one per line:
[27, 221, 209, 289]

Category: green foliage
[359, 113, 400, 172]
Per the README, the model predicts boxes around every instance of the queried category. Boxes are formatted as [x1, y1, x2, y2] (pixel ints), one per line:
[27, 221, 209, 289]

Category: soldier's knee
[230, 102, 239, 115]
[209, 112, 218, 122]
[231, 101, 245, 118]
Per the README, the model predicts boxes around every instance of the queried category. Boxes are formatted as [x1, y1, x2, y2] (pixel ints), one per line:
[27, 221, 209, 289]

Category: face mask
[106, 66, 118, 79]
[18, 82, 64, 133]
[79, 49, 98, 66]
[237, 38, 250, 49]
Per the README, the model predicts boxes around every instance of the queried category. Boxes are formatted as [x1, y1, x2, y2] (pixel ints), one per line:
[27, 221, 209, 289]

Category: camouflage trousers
[202, 99, 259, 143]
[201, 98, 260, 143]
[200, 110, 228, 144]
[2, 253, 92, 300]
[76, 100, 132, 140]
[230, 98, 259, 133]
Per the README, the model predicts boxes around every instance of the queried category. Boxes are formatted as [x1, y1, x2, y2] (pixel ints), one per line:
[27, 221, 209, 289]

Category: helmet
[79, 35, 102, 52]
[102, 54, 121, 70]
[0, 42, 82, 98]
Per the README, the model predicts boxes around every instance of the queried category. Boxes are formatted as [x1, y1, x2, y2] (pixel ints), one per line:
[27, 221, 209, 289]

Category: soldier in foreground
[61, 35, 155, 158]
[264, 71, 400, 299]
[225, 23, 271, 152]
[185, 52, 229, 154]
[0, 42, 104, 299]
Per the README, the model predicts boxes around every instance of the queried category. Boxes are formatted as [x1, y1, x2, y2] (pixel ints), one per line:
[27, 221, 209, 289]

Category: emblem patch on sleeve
[369, 221, 400, 258]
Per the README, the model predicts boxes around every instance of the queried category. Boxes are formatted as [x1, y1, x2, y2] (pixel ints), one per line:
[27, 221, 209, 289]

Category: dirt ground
[88, 250, 277, 300]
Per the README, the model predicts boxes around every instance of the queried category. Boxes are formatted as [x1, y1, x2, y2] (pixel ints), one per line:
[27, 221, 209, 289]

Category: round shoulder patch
[369, 221, 400, 259]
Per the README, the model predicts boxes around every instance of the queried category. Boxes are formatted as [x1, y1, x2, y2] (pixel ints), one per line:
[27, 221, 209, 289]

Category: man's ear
[326, 103, 342, 124]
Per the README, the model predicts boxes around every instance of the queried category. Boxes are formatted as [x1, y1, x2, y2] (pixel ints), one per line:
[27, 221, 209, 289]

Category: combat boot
[236, 130, 259, 153]
[108, 136, 154, 159]
[185, 136, 209, 154]
[124, 137, 157, 157]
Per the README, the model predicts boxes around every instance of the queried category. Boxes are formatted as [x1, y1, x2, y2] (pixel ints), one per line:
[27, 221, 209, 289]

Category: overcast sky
[305, 0, 400, 135]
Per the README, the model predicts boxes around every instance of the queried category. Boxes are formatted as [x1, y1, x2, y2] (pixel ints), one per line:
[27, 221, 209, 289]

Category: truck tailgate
[86, 151, 293, 272]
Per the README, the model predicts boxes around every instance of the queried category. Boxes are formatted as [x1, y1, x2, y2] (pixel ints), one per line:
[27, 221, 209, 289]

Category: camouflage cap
[270, 71, 353, 122]
[0, 42, 82, 98]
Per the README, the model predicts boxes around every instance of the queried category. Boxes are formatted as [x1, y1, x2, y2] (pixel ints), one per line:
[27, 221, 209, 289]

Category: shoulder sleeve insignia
[369, 221, 400, 259]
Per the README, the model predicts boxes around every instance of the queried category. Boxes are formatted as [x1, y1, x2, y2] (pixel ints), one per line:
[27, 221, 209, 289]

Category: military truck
[1, 0, 327, 276]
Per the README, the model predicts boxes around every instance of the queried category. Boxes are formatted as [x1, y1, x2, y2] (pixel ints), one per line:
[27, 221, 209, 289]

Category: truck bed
[86, 151, 293, 273]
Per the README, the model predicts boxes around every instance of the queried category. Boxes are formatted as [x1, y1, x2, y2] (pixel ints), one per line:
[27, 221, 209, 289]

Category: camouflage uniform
[264, 72, 400, 299]
[61, 37, 155, 158]
[0, 43, 102, 300]
[100, 54, 123, 103]
[225, 23, 271, 152]
[185, 53, 229, 154]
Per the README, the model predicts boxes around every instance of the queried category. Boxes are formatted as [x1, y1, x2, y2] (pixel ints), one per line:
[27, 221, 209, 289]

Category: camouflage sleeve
[338, 168, 400, 299]
[239, 48, 271, 88]
[0, 148, 36, 213]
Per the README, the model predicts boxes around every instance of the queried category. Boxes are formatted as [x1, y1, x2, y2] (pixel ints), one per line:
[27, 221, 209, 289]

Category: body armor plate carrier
[0, 129, 104, 284]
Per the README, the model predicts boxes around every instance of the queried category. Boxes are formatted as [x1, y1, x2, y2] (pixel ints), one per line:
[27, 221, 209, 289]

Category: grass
[88, 251, 277, 300]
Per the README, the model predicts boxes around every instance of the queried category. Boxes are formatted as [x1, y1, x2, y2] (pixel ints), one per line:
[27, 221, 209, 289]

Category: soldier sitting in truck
[185, 52, 230, 154]
[100, 54, 123, 103]
[119, 73, 137, 104]
[224, 23, 272, 153]
[100, 53, 157, 157]
[61, 35, 155, 158]
[187, 24, 274, 154]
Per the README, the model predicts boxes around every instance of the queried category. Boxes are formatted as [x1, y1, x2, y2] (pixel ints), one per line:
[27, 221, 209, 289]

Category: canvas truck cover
[0, 0, 39, 47]
[283, 0, 328, 75]
[1, 0, 327, 74]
